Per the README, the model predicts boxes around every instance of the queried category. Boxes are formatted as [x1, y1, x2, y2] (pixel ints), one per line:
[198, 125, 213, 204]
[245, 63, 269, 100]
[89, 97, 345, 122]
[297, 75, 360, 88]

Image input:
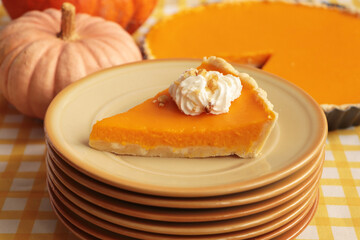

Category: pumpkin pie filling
[144, 2, 360, 106]
[89, 57, 278, 158]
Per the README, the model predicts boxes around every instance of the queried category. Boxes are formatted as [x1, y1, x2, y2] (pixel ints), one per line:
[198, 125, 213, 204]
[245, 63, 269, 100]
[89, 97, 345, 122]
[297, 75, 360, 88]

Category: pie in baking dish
[144, 1, 360, 129]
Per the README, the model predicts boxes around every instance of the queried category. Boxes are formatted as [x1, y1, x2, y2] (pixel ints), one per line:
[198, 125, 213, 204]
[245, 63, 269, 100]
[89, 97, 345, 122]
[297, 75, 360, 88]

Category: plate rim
[46, 150, 322, 222]
[45, 58, 328, 197]
[46, 166, 318, 236]
[50, 188, 319, 240]
[256, 189, 319, 240]
[47, 177, 318, 238]
[46, 141, 324, 208]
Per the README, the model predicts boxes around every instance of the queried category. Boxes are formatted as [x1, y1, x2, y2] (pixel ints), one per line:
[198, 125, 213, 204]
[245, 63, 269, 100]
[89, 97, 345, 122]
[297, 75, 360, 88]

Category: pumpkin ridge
[94, 37, 134, 63]
[54, 43, 87, 92]
[88, 32, 139, 52]
[0, 32, 40, 64]
[83, 26, 136, 40]
[0, 23, 54, 42]
[20, 28, 63, 39]
[78, 39, 103, 69]
[0, 37, 51, 102]
[76, 16, 111, 34]
[78, 38, 118, 67]
[94, 31, 141, 60]
[27, 40, 62, 118]
[76, 42, 102, 75]
[51, 42, 66, 104]
[76, 17, 105, 35]
[7, 39, 58, 115]
[21, 10, 59, 27]
[37, 9, 61, 32]
[116, 36, 143, 60]
[71, 14, 88, 30]
[0, 35, 54, 65]
[82, 25, 129, 39]
[84, 24, 138, 40]
[15, 20, 57, 29]
[42, 9, 63, 32]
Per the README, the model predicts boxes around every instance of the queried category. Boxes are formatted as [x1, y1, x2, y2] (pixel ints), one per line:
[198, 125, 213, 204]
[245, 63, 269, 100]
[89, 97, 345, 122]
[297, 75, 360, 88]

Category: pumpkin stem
[57, 2, 78, 41]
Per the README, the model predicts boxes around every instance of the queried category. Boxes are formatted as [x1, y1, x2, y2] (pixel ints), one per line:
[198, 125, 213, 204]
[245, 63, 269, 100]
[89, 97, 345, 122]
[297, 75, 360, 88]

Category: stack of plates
[44, 60, 328, 240]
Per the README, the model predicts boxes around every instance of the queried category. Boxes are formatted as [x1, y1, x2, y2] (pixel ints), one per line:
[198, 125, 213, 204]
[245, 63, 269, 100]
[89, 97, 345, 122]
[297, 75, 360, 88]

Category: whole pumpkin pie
[89, 57, 278, 158]
[144, 1, 360, 130]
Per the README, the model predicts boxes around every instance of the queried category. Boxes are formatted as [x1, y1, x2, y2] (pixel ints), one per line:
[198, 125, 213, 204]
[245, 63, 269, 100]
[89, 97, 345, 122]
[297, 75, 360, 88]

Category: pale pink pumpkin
[0, 3, 142, 119]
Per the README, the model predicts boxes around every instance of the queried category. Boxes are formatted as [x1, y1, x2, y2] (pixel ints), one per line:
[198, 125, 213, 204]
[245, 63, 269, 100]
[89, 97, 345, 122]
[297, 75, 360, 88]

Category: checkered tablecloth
[0, 0, 359, 239]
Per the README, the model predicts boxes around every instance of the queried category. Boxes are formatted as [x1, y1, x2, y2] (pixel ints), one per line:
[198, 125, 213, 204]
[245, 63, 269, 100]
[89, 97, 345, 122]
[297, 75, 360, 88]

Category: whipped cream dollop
[169, 68, 242, 115]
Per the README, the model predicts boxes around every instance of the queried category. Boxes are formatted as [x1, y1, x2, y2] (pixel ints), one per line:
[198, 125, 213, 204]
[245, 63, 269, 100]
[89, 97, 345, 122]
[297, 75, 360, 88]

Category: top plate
[45, 59, 327, 197]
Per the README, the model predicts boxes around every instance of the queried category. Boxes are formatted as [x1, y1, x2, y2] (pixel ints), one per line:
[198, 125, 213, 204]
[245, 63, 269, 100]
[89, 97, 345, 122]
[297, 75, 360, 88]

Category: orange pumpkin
[0, 3, 142, 119]
[2, 0, 157, 33]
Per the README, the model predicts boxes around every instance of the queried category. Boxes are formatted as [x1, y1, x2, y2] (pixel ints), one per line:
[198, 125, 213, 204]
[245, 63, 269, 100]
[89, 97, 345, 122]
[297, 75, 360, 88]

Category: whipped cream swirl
[169, 68, 242, 115]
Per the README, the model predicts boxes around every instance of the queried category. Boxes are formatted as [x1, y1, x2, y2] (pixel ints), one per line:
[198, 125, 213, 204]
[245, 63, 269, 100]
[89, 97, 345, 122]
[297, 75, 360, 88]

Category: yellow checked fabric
[0, 0, 360, 239]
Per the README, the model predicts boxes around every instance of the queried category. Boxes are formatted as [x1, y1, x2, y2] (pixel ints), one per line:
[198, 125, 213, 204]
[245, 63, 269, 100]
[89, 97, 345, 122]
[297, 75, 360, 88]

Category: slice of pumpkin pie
[89, 57, 278, 158]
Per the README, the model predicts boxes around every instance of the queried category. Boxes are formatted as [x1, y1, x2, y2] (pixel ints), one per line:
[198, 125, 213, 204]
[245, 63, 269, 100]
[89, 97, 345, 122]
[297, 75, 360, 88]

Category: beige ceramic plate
[46, 151, 322, 222]
[51, 206, 99, 240]
[49, 180, 318, 240]
[47, 168, 317, 236]
[256, 190, 319, 240]
[46, 142, 324, 209]
[44, 59, 327, 197]
[46, 152, 321, 223]
[51, 193, 318, 240]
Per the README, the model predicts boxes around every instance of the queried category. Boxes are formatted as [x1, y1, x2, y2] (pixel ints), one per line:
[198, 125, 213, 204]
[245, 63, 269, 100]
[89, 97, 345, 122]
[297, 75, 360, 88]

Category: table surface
[0, 0, 360, 239]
